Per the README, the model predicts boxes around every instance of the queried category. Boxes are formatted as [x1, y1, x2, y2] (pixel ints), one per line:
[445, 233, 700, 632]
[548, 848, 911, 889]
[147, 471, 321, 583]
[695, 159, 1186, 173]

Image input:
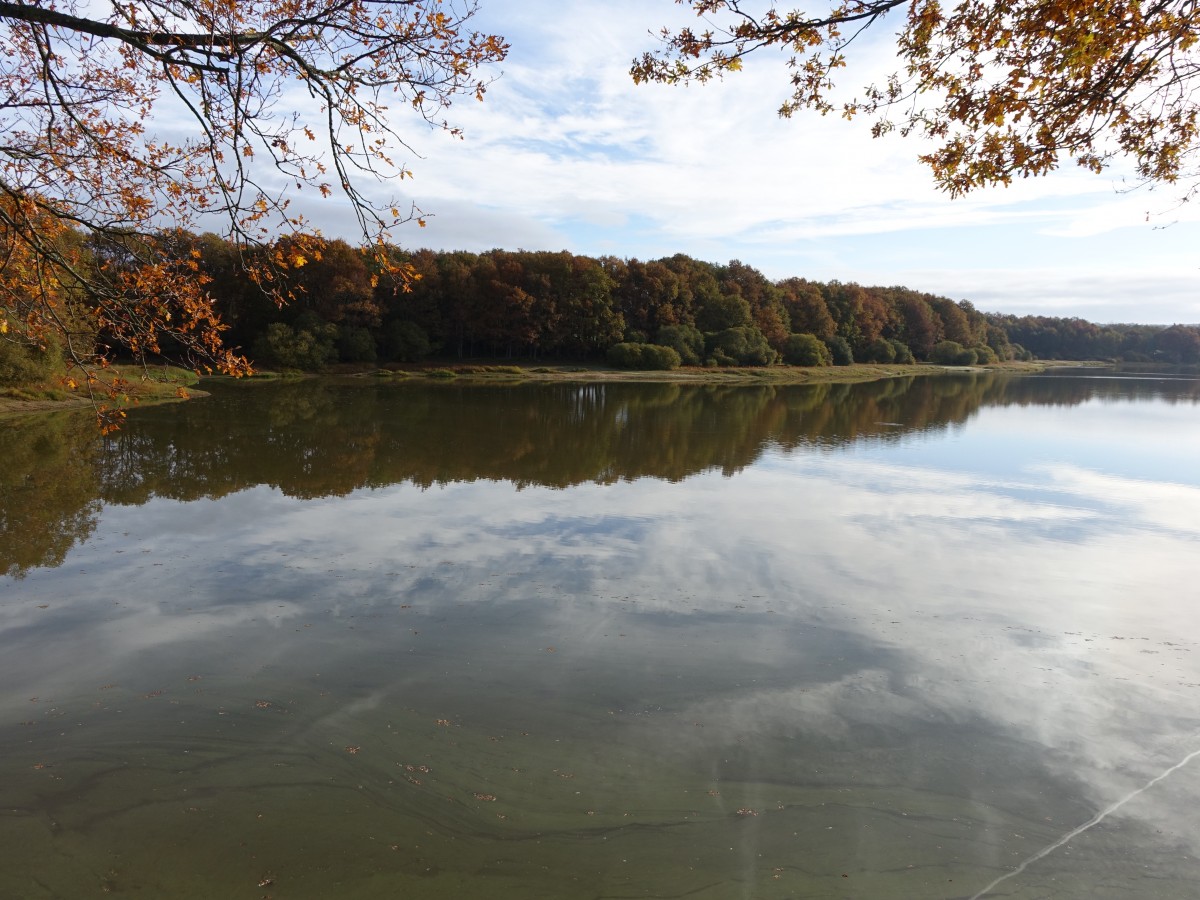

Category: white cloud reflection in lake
[2, 378, 1199, 897]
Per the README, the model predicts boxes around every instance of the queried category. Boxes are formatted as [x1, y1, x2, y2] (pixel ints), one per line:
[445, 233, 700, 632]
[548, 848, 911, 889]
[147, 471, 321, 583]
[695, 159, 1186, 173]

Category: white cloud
[121, 0, 1200, 321]
[372, 1, 1199, 322]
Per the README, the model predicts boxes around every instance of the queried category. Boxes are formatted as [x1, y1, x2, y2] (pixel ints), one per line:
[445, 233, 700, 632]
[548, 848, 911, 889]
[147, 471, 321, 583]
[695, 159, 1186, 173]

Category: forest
[3, 231, 1199, 388]
[195, 235, 1200, 370]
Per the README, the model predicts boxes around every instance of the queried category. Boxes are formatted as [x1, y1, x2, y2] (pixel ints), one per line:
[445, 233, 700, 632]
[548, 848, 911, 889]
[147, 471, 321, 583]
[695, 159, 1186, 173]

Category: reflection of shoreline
[3, 445, 1199, 897]
[0, 359, 1074, 419]
[2, 412, 1200, 897]
[3, 372, 1199, 576]
[104, 372, 1200, 496]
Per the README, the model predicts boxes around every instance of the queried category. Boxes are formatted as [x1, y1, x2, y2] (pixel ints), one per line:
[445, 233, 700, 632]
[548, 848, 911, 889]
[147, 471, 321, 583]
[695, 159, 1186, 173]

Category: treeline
[989, 314, 1200, 363]
[192, 238, 1198, 369]
[199, 239, 1025, 369]
[5, 232, 1200, 385]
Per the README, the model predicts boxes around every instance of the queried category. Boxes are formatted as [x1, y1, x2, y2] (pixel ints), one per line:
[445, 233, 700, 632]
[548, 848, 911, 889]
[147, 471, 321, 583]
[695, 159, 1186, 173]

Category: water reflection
[5, 372, 1200, 578]
[0, 413, 101, 579]
[2, 373, 1199, 898]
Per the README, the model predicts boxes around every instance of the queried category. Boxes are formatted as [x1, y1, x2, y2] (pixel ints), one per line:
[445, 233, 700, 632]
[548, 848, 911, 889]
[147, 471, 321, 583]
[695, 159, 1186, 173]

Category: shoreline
[0, 365, 207, 419]
[0, 359, 1099, 418]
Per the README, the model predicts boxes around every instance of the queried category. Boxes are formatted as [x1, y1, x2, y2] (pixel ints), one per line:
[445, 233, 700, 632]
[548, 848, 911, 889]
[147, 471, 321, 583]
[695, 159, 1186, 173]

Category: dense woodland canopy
[3, 231, 1198, 386]
[167, 234, 1200, 368]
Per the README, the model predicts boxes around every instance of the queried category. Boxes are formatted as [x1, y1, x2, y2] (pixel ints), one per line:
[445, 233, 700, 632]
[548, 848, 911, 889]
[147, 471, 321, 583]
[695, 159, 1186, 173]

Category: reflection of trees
[96, 373, 1200, 502]
[4, 372, 1199, 573]
[0, 412, 101, 578]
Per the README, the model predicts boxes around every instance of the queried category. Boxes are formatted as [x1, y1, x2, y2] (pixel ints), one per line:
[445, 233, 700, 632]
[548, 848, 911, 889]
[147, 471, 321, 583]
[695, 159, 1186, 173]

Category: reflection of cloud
[678, 670, 940, 746]
[969, 743, 1200, 900]
[1037, 465, 1200, 536]
[3, 425, 1200, 867]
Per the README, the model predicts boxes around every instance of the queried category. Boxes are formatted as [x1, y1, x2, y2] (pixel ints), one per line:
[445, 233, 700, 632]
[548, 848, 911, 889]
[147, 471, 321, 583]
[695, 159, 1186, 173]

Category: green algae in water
[4, 375, 1200, 898]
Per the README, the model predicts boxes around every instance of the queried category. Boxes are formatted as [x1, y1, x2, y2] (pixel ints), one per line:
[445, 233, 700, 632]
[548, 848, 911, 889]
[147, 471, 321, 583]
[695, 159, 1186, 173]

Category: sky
[316, 0, 1200, 325]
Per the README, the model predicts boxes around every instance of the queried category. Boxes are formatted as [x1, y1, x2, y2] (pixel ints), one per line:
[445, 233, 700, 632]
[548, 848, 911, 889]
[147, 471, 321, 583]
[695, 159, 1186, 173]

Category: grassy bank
[2, 359, 1094, 417]
[0, 365, 206, 418]
[351, 358, 1071, 384]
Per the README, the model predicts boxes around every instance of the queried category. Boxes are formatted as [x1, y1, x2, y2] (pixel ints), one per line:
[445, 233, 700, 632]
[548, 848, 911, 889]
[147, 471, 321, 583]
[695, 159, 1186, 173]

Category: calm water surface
[2, 372, 1199, 899]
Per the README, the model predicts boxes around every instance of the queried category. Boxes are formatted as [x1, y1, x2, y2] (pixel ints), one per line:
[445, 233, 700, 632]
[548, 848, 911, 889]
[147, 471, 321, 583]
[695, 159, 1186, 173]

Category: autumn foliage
[182, 237, 1200, 369]
[633, 0, 1200, 196]
[0, 0, 507, 422]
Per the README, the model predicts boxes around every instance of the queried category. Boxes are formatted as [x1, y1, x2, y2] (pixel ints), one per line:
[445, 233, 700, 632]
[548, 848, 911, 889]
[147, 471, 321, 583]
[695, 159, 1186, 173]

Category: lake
[2, 371, 1199, 899]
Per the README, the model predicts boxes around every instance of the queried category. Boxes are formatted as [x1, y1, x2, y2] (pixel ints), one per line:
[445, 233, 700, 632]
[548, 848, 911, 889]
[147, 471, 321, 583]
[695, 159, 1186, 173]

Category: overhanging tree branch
[635, 0, 1200, 197]
[0, 0, 507, 424]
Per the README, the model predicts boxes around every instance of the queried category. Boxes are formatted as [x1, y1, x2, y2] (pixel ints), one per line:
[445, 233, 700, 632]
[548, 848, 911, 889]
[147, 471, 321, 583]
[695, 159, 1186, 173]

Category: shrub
[643, 344, 682, 369]
[337, 325, 377, 363]
[890, 340, 914, 363]
[705, 326, 776, 366]
[607, 342, 641, 368]
[655, 324, 705, 366]
[781, 333, 830, 366]
[972, 344, 999, 364]
[607, 342, 682, 370]
[825, 336, 854, 366]
[931, 340, 975, 366]
[862, 337, 897, 363]
[252, 320, 337, 370]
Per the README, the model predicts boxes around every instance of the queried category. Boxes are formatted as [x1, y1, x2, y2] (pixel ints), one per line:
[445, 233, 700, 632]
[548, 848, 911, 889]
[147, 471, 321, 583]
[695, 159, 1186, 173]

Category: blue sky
[318, 1, 1200, 325]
